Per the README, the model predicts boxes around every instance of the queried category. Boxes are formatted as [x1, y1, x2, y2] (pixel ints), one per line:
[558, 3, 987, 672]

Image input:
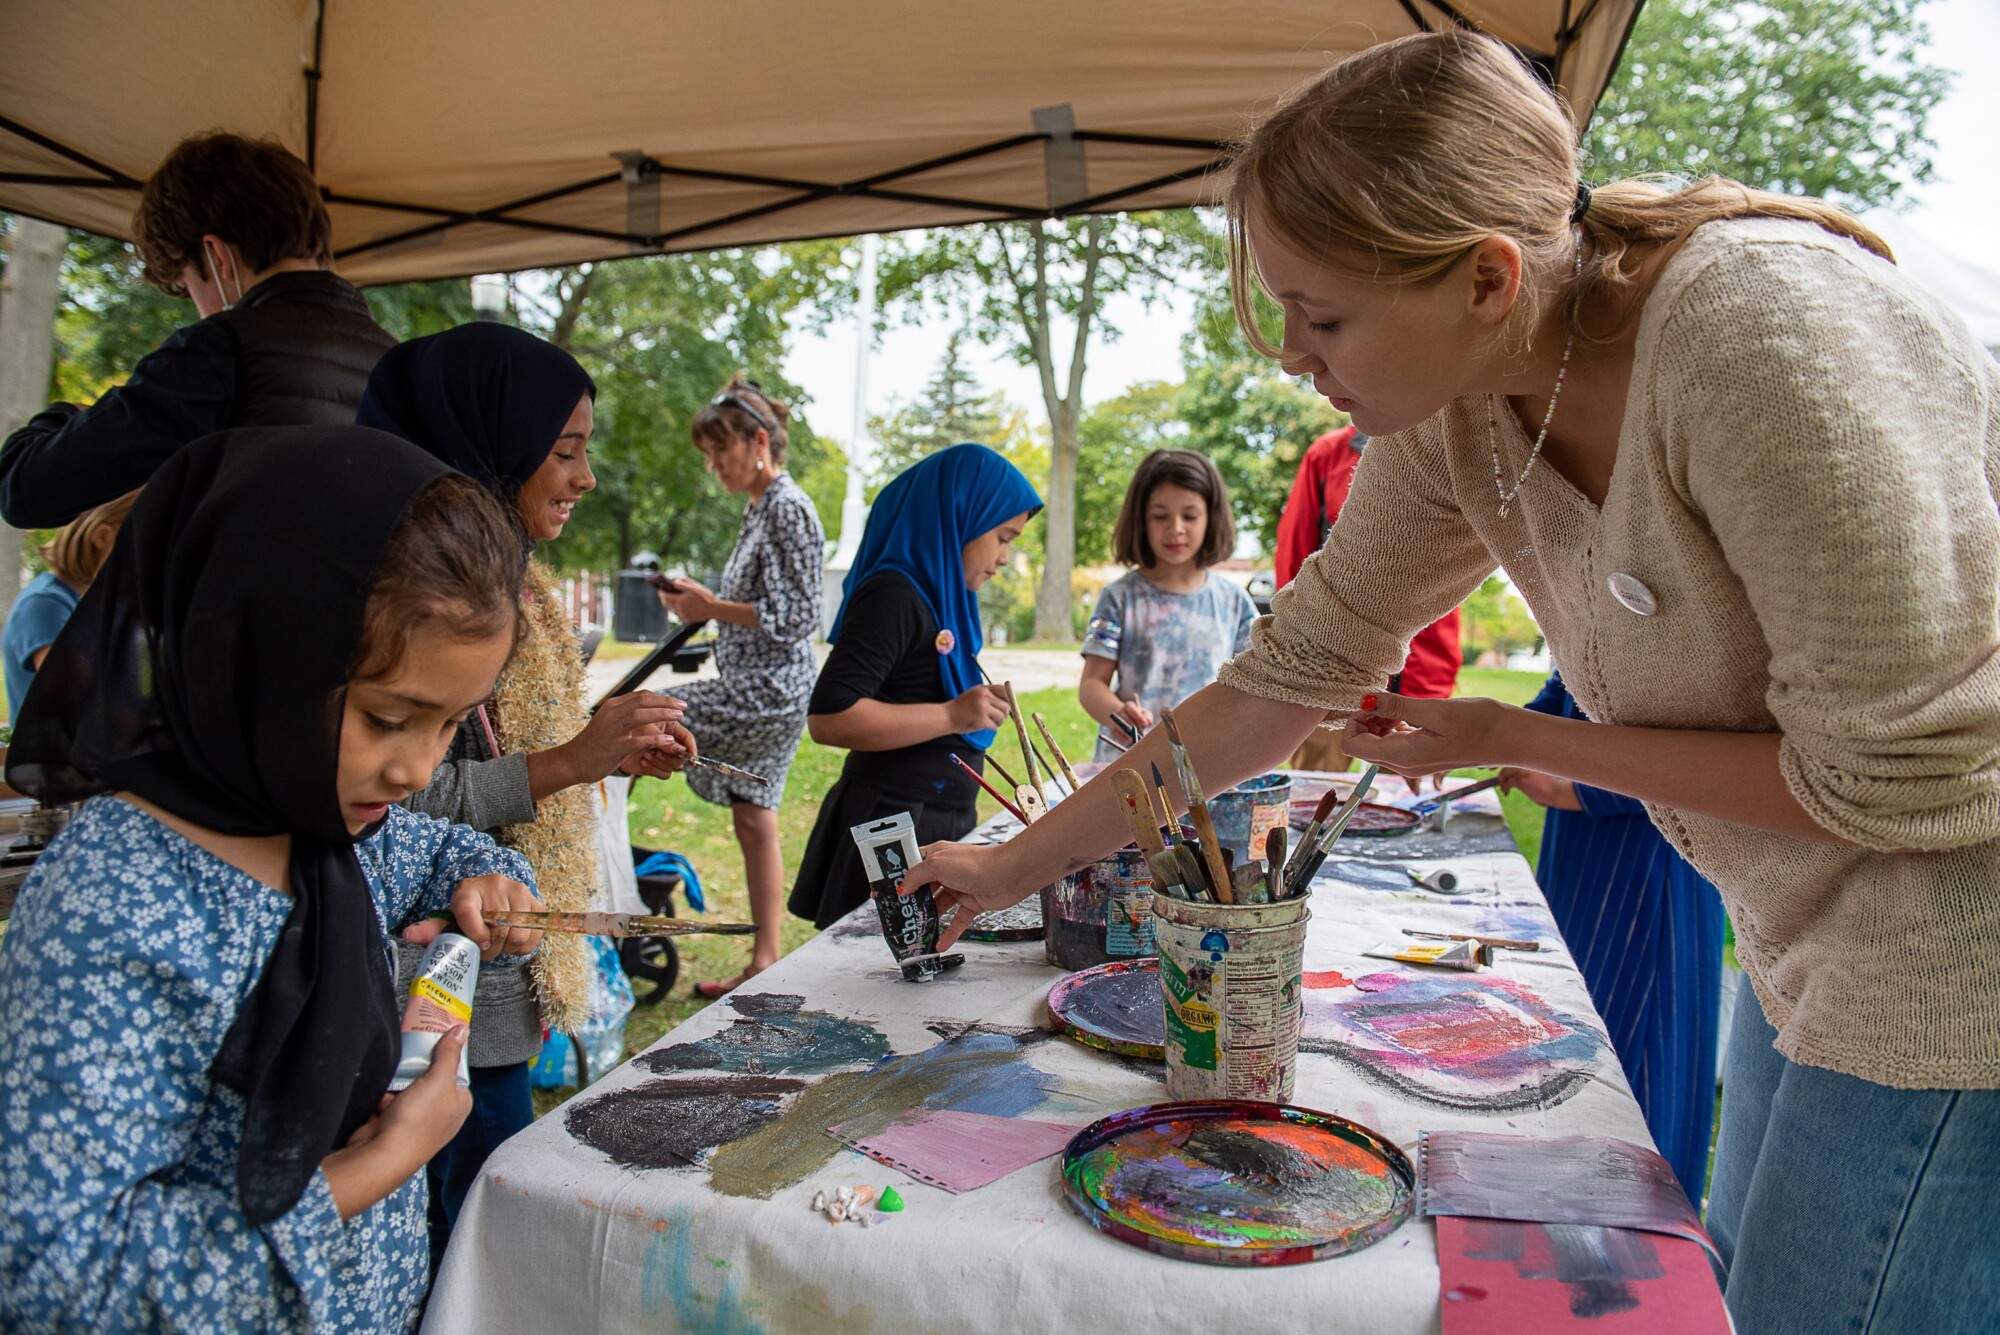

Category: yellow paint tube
[388, 932, 479, 1091]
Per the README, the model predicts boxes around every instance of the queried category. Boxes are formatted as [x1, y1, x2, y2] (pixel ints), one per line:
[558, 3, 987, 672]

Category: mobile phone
[648, 573, 681, 593]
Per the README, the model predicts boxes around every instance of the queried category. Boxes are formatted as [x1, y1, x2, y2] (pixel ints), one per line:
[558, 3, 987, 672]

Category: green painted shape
[877, 1187, 905, 1212]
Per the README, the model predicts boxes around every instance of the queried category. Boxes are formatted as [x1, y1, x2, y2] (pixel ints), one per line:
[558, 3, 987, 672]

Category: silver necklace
[1489, 246, 1585, 519]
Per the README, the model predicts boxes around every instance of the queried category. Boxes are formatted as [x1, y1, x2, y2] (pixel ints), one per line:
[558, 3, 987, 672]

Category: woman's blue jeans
[1706, 987, 1999, 1334]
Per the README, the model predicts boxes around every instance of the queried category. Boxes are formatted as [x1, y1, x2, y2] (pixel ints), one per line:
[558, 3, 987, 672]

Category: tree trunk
[0, 218, 67, 633]
[1034, 403, 1079, 641]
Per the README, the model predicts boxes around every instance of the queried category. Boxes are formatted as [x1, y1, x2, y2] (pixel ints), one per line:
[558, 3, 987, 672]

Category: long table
[425, 779, 1664, 1335]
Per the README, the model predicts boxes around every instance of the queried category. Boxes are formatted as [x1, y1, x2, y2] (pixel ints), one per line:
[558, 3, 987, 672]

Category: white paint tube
[388, 932, 478, 1091]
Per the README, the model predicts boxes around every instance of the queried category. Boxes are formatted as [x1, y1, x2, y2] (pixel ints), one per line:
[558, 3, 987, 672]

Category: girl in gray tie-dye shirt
[1081, 450, 1259, 763]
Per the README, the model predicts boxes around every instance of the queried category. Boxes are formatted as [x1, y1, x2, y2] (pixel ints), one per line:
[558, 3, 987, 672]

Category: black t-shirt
[811, 571, 982, 790]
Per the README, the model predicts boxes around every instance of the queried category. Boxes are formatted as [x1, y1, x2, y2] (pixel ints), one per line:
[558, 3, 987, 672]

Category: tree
[508, 244, 844, 577]
[866, 329, 1010, 489]
[1459, 576, 1543, 664]
[881, 213, 1213, 641]
[1583, 0, 1950, 206]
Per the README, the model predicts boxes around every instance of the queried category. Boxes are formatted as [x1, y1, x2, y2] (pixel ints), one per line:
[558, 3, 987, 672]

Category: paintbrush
[984, 754, 1024, 793]
[1109, 769, 1167, 857]
[1096, 728, 1132, 754]
[1029, 738, 1067, 796]
[1404, 774, 1502, 814]
[685, 754, 770, 786]
[1285, 787, 1345, 886]
[1403, 928, 1543, 952]
[1001, 682, 1041, 791]
[998, 683, 1049, 821]
[1145, 848, 1192, 900]
[950, 752, 1026, 823]
[1265, 826, 1286, 902]
[481, 910, 756, 938]
[1111, 713, 1141, 742]
[1161, 710, 1234, 904]
[1173, 842, 1211, 902]
[1148, 761, 1179, 846]
[1284, 763, 1381, 897]
[1032, 713, 1083, 794]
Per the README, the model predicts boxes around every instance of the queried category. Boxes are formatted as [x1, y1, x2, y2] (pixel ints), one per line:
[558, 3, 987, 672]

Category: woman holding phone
[658, 376, 825, 996]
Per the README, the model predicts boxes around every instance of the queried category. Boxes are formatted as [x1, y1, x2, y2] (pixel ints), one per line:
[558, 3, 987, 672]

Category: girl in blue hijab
[788, 444, 1041, 928]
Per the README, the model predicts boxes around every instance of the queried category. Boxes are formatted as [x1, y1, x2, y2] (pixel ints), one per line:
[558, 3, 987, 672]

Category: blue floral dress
[0, 797, 535, 1333]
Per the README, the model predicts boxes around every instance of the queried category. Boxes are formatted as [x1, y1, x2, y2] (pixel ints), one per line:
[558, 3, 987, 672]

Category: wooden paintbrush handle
[1185, 804, 1235, 903]
[1109, 769, 1167, 856]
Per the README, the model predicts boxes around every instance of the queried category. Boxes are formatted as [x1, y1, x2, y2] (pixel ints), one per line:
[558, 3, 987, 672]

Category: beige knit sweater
[1222, 218, 2000, 1089]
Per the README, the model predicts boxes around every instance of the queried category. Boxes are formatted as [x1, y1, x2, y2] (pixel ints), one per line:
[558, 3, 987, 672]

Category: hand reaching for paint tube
[404, 873, 545, 960]
[322, 1024, 473, 1221]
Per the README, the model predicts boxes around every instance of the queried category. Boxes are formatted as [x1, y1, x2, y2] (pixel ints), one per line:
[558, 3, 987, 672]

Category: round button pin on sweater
[935, 629, 956, 654]
[1606, 572, 1658, 616]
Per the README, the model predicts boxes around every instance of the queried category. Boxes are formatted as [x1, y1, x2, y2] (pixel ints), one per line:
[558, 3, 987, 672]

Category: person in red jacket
[1275, 425, 1461, 769]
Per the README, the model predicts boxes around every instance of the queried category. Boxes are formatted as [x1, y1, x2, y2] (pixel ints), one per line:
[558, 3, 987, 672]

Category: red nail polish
[1361, 694, 1380, 711]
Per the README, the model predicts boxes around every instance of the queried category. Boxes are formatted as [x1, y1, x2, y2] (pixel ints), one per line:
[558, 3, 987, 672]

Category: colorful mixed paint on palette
[565, 991, 1071, 1201]
[1046, 958, 1166, 1060]
[1437, 1217, 1730, 1333]
[1301, 971, 1608, 1112]
[1060, 1101, 1414, 1266]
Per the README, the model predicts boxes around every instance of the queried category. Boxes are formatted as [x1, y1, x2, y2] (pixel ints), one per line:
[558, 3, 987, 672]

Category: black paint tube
[851, 813, 946, 981]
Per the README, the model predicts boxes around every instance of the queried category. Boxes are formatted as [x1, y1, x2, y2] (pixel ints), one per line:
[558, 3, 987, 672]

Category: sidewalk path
[584, 640, 1085, 702]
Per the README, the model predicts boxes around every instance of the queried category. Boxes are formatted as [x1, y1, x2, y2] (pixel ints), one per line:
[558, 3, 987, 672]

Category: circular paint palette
[964, 897, 1045, 942]
[1047, 959, 1165, 1060]
[1339, 803, 1421, 837]
[1061, 1101, 1414, 1266]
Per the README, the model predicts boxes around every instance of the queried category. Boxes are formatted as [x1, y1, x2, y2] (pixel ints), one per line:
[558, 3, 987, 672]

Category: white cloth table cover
[425, 795, 1658, 1335]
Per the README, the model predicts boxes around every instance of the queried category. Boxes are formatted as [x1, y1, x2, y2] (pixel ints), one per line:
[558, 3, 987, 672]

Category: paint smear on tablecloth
[1303, 970, 1355, 989]
[566, 1075, 806, 1170]
[1437, 1216, 1730, 1332]
[1303, 973, 1608, 1112]
[641, 1209, 763, 1334]
[639, 992, 890, 1075]
[830, 1108, 1078, 1193]
[708, 1032, 1060, 1199]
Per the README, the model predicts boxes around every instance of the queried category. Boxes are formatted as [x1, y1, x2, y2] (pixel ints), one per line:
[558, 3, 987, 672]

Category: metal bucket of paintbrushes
[1042, 845, 1158, 971]
[1152, 893, 1310, 1102]
[1207, 772, 1291, 865]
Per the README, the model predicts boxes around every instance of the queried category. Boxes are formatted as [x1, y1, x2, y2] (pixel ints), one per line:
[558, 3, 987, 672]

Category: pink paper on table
[827, 1109, 1079, 1194]
[1437, 1216, 1730, 1335]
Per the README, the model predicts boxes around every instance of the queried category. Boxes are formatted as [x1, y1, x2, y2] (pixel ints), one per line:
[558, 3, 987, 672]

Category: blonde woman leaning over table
[901, 32, 1999, 1335]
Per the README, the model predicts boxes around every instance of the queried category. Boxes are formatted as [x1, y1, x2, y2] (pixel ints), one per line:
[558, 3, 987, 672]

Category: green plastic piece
[877, 1187, 905, 1212]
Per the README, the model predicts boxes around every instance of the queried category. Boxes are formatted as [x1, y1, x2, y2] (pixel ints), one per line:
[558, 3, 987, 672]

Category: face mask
[206, 241, 245, 311]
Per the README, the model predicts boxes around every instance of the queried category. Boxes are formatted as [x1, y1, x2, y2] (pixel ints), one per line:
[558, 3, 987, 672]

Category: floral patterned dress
[678, 471, 825, 811]
[0, 797, 535, 1333]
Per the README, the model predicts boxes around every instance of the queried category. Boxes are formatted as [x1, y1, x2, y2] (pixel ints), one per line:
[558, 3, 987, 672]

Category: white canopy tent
[0, 0, 1643, 283]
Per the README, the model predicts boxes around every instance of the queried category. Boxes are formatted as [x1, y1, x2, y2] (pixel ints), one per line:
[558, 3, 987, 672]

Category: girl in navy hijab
[788, 444, 1041, 928]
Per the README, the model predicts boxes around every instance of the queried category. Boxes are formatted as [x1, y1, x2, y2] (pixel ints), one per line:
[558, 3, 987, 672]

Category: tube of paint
[388, 932, 479, 1091]
[851, 813, 952, 981]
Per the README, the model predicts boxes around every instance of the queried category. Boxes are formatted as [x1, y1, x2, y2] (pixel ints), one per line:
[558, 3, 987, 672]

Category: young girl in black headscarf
[0, 427, 545, 1332]
[359, 323, 694, 1247]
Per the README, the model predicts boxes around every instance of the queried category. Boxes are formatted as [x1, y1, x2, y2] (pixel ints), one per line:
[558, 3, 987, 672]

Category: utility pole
[823, 232, 877, 631]
[0, 217, 66, 632]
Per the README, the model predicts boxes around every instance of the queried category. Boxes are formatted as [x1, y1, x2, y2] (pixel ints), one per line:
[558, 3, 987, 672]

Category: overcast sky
[785, 0, 1999, 456]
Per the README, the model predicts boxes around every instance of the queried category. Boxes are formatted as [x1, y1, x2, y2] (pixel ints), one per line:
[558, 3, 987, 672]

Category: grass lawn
[522, 666, 1558, 1114]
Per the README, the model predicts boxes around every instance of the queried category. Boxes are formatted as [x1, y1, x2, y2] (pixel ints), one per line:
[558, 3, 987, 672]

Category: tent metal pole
[0, 114, 138, 187]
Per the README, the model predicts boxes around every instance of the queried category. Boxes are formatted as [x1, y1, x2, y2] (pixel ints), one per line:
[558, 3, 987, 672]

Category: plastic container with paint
[1041, 844, 1158, 971]
[1208, 772, 1292, 865]
[1152, 892, 1310, 1103]
[389, 932, 479, 1092]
